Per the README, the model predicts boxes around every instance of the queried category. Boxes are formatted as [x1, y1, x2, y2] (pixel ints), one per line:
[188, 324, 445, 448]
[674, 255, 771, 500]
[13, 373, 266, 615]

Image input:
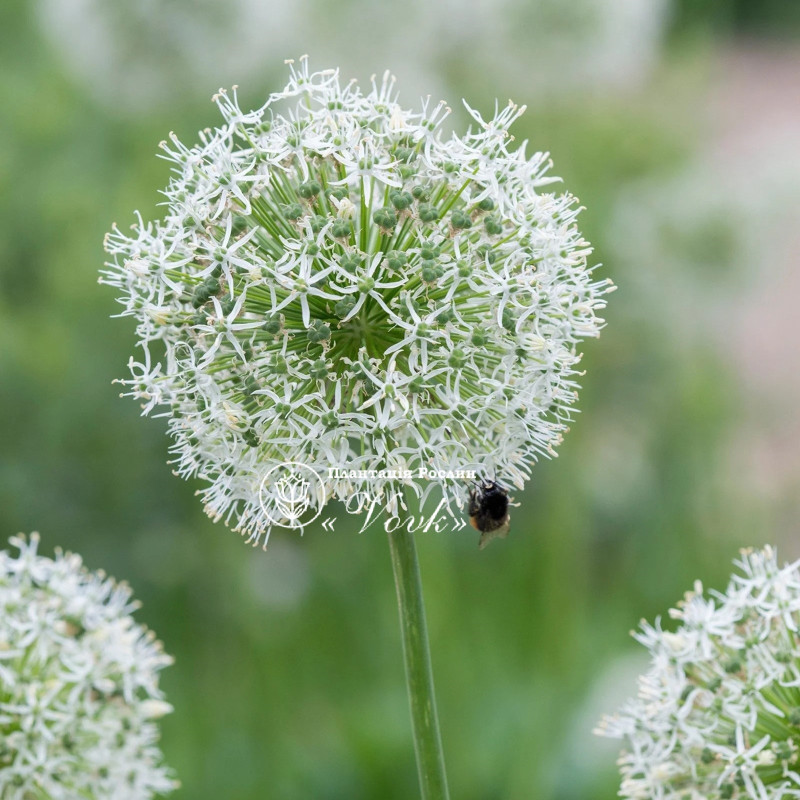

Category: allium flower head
[0, 534, 176, 799]
[102, 57, 612, 544]
[598, 546, 800, 800]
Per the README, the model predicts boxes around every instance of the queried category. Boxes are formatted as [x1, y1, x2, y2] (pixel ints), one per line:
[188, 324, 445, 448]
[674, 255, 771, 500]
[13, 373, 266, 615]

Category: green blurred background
[2, 0, 800, 797]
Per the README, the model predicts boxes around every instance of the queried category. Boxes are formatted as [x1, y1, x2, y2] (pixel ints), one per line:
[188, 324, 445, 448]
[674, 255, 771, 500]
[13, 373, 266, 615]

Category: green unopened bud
[421, 261, 444, 284]
[437, 307, 455, 325]
[298, 180, 321, 199]
[476, 243, 497, 264]
[485, 216, 503, 235]
[419, 244, 440, 260]
[418, 204, 439, 223]
[390, 191, 413, 210]
[373, 207, 397, 229]
[307, 319, 331, 343]
[331, 220, 352, 238]
[409, 377, 426, 394]
[271, 356, 289, 375]
[282, 203, 304, 221]
[335, 296, 357, 318]
[191, 288, 210, 308]
[310, 214, 328, 233]
[448, 348, 467, 368]
[340, 254, 361, 272]
[309, 359, 328, 379]
[263, 315, 281, 334]
[477, 197, 495, 211]
[385, 250, 407, 271]
[451, 211, 472, 229]
[411, 186, 429, 201]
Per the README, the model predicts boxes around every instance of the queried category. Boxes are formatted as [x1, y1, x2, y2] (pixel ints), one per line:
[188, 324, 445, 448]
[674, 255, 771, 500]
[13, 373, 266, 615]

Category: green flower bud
[309, 359, 328, 379]
[331, 220, 352, 238]
[263, 315, 281, 334]
[451, 210, 472, 229]
[307, 319, 331, 343]
[390, 191, 413, 210]
[448, 348, 467, 368]
[282, 203, 304, 221]
[298, 180, 321, 199]
[385, 250, 407, 271]
[310, 214, 328, 233]
[340, 253, 362, 272]
[485, 216, 503, 236]
[373, 207, 397, 229]
[476, 243, 497, 264]
[418, 204, 439, 223]
[334, 295, 357, 318]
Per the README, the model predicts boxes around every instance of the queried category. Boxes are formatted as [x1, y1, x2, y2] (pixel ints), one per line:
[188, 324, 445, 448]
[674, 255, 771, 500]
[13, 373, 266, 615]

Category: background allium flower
[0, 534, 176, 799]
[598, 546, 800, 800]
[102, 57, 612, 544]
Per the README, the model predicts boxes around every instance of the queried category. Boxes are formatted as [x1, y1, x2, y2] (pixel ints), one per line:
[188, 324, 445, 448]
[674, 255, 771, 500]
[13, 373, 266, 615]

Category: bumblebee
[468, 479, 511, 549]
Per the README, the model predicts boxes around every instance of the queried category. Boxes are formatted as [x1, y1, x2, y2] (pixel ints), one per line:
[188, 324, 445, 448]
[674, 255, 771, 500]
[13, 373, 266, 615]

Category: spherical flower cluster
[0, 534, 176, 799]
[598, 546, 800, 800]
[102, 57, 612, 544]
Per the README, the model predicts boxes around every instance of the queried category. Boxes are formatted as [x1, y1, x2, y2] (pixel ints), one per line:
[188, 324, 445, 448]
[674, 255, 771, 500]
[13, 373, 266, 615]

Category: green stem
[387, 522, 450, 800]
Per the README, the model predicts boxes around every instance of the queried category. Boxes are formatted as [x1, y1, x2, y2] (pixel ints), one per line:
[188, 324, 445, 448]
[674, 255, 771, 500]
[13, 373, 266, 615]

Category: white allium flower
[597, 546, 800, 800]
[102, 57, 612, 545]
[0, 534, 176, 799]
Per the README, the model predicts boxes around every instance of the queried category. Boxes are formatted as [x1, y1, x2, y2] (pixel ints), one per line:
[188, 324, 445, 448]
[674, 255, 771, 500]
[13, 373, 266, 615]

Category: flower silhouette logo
[258, 462, 325, 529]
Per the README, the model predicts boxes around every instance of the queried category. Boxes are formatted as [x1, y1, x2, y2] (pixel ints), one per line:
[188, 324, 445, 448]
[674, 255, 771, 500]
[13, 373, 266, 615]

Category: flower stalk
[388, 523, 450, 800]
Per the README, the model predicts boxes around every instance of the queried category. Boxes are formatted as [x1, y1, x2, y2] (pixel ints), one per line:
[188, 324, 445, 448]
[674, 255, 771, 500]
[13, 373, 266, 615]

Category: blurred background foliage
[1, 0, 799, 797]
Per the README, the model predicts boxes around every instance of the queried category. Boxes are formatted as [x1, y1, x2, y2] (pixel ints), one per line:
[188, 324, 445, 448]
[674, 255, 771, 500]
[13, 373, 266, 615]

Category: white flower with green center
[102, 57, 612, 545]
[597, 546, 800, 800]
[0, 534, 176, 799]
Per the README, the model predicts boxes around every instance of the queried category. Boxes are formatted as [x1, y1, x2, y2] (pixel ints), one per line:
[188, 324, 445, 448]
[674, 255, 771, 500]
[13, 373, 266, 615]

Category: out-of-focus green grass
[0, 0, 795, 797]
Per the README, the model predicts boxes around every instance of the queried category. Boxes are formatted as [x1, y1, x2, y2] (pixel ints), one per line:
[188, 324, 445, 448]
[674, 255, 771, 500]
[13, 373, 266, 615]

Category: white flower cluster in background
[598, 546, 800, 800]
[102, 58, 611, 545]
[0, 534, 176, 799]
